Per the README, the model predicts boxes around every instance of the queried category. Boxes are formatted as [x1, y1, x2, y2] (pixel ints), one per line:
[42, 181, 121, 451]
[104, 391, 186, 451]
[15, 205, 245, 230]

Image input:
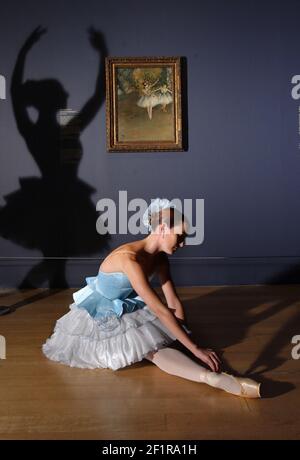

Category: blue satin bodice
[73, 270, 154, 320]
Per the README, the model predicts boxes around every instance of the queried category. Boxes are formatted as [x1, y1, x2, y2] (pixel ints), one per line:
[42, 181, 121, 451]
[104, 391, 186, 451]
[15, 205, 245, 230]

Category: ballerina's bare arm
[122, 256, 198, 355]
[156, 253, 186, 322]
[149, 78, 159, 88]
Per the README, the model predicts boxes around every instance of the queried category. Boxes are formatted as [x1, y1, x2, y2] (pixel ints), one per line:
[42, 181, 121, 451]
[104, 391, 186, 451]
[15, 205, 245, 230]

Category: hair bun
[142, 198, 176, 231]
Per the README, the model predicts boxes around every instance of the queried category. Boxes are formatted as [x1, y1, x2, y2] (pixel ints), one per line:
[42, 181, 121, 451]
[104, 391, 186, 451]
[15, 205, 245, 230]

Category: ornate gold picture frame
[105, 56, 183, 152]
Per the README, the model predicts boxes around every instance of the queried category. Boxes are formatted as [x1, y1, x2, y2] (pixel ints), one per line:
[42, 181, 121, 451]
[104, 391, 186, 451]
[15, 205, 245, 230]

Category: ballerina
[156, 84, 173, 112]
[42, 198, 261, 398]
[136, 79, 160, 120]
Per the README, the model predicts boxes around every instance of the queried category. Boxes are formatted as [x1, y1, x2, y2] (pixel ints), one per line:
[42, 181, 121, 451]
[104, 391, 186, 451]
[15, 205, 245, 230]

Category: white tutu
[42, 303, 177, 371]
[157, 93, 173, 105]
[137, 93, 159, 108]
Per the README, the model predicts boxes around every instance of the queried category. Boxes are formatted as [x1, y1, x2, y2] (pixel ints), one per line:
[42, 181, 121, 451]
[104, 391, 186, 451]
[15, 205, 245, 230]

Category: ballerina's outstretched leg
[145, 347, 261, 398]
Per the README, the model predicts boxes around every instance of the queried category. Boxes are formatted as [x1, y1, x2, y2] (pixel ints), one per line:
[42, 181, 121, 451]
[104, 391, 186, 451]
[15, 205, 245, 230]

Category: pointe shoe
[221, 372, 261, 398]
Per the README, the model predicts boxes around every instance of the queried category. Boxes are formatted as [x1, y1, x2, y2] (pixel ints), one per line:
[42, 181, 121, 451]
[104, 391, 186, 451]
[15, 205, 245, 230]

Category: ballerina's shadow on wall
[0, 25, 110, 293]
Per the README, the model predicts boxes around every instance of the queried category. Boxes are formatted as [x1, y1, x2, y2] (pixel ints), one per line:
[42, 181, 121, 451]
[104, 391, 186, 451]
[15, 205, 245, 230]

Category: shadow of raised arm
[10, 26, 47, 137]
[66, 27, 108, 133]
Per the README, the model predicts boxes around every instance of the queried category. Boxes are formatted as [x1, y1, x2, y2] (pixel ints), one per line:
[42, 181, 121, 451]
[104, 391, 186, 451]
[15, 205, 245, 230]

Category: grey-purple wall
[0, 0, 299, 288]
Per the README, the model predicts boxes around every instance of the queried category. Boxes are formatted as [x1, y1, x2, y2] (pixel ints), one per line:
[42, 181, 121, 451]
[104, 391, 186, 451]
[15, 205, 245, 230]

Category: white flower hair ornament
[142, 198, 176, 232]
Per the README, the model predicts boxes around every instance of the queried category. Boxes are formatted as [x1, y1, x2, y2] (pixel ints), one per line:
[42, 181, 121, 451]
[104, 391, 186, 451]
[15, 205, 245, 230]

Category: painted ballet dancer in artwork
[136, 79, 160, 120]
[156, 84, 173, 112]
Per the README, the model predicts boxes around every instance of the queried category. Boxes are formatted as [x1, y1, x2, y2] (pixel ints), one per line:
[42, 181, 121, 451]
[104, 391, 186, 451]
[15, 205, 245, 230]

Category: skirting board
[0, 257, 300, 288]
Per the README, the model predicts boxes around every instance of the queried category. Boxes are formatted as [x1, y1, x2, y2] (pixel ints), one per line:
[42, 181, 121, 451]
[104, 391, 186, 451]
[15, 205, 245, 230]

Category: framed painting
[105, 56, 183, 152]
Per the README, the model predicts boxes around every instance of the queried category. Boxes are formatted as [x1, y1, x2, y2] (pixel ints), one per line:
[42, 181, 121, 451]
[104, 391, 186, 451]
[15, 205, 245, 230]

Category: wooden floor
[0, 284, 299, 440]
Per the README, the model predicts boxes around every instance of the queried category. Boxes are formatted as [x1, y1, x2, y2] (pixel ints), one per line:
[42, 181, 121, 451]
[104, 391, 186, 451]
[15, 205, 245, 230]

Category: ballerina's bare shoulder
[99, 244, 160, 278]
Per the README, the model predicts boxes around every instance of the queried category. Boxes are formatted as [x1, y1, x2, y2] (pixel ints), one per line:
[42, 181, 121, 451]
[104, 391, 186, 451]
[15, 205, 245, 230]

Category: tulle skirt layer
[42, 303, 177, 370]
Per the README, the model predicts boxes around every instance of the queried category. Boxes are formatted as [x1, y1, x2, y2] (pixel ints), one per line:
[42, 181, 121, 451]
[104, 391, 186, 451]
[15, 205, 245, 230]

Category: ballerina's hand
[193, 346, 222, 373]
